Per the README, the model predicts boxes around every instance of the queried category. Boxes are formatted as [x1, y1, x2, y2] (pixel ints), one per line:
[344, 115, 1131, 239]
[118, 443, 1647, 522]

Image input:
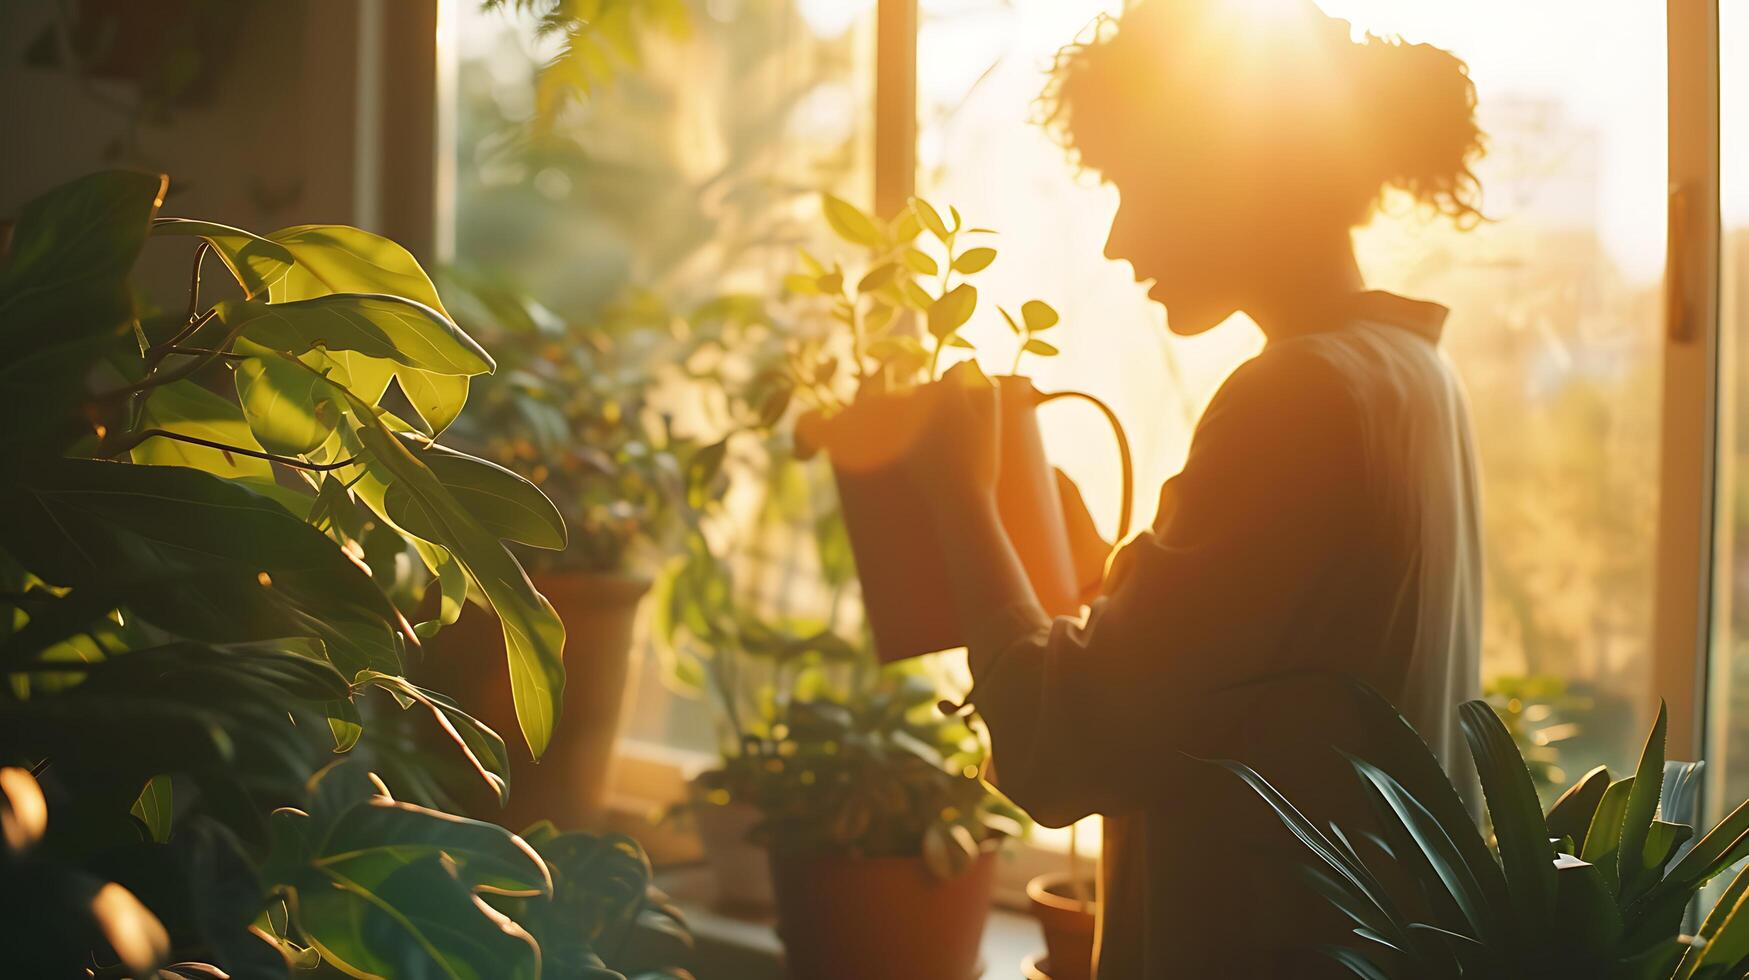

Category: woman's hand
[903, 360, 1001, 517]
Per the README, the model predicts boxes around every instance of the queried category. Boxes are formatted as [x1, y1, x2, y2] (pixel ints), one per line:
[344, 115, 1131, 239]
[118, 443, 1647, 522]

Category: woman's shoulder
[1216, 335, 1364, 418]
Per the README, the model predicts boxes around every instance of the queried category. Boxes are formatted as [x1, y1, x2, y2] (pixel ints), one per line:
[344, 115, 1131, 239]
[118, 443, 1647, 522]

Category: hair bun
[1356, 36, 1487, 224]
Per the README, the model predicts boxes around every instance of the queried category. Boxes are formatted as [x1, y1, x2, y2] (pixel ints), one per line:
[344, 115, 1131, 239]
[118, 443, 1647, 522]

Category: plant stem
[185, 240, 212, 323]
[106, 429, 359, 472]
[128, 310, 239, 393]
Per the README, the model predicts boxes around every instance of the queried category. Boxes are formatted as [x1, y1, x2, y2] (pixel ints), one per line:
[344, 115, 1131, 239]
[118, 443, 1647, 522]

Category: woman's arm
[911, 352, 1367, 826]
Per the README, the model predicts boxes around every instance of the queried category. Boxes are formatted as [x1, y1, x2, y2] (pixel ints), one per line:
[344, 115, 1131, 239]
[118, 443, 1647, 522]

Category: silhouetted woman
[907, 1, 1486, 975]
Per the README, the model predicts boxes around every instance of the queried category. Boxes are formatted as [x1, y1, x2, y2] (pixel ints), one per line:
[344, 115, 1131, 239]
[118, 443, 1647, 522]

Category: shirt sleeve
[967, 345, 1368, 827]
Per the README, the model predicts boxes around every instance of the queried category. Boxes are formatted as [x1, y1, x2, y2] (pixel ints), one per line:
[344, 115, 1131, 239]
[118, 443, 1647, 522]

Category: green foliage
[1485, 674, 1591, 800]
[775, 194, 1063, 414]
[479, 0, 693, 124]
[442, 276, 767, 578]
[703, 667, 1025, 879]
[1220, 683, 1749, 978]
[0, 171, 690, 978]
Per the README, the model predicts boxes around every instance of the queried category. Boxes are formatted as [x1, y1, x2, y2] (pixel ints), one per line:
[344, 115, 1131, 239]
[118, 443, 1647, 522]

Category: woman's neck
[1242, 234, 1368, 341]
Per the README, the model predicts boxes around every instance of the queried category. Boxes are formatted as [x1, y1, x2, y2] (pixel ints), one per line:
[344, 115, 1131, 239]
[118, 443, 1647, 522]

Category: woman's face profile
[1100, 149, 1257, 337]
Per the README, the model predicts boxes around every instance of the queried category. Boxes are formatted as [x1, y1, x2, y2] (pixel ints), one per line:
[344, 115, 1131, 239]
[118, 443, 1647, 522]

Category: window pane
[449, 2, 876, 756]
[1712, 1, 1749, 810]
[1334, 0, 1667, 791]
[919, 0, 1667, 796]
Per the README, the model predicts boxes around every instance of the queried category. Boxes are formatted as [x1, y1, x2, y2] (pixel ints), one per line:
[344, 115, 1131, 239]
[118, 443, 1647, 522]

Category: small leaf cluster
[703, 666, 1027, 880]
[777, 194, 1061, 413]
[1224, 680, 1749, 979]
[441, 276, 764, 578]
[0, 171, 691, 979]
[480, 0, 693, 124]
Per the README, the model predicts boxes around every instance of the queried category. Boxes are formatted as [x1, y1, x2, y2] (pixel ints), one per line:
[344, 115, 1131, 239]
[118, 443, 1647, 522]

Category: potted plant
[1024, 834, 1098, 980]
[1221, 678, 1749, 978]
[0, 169, 692, 977]
[731, 666, 1026, 980]
[653, 485, 869, 912]
[423, 277, 753, 831]
[777, 194, 1133, 662]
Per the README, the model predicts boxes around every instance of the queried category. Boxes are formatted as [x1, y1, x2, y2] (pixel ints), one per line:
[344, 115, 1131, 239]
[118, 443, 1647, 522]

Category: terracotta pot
[770, 848, 998, 980]
[688, 781, 775, 911]
[808, 375, 1132, 662]
[1027, 873, 1097, 980]
[421, 571, 651, 831]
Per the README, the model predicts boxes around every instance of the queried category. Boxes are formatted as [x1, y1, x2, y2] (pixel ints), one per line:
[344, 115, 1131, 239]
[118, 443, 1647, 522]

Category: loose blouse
[967, 291, 1483, 978]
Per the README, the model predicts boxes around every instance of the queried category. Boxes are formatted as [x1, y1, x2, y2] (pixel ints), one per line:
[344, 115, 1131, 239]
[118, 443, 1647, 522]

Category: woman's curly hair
[1038, 1, 1487, 228]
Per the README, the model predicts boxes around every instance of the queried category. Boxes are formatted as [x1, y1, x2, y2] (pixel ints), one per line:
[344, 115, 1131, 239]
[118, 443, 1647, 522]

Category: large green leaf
[334, 394, 564, 759]
[396, 368, 471, 437]
[233, 342, 339, 456]
[265, 224, 480, 429]
[292, 854, 540, 980]
[0, 458, 403, 678]
[1617, 702, 1668, 902]
[0, 170, 164, 347]
[213, 295, 492, 378]
[1545, 765, 1612, 856]
[318, 798, 550, 897]
[1347, 754, 1498, 953]
[364, 673, 511, 806]
[384, 441, 566, 551]
[267, 224, 453, 316]
[1676, 863, 1749, 979]
[1458, 700, 1559, 932]
[1659, 794, 1749, 902]
[1549, 856, 1622, 963]
[132, 378, 275, 482]
[1580, 776, 1636, 895]
[0, 642, 347, 801]
[151, 218, 295, 300]
[0, 171, 163, 454]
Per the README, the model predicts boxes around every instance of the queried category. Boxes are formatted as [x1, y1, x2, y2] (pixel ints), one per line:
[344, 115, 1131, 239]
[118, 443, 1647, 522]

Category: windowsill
[653, 864, 1045, 980]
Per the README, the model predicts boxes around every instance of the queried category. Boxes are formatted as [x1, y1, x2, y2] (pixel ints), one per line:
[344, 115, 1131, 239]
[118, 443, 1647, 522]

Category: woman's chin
[1161, 301, 1230, 336]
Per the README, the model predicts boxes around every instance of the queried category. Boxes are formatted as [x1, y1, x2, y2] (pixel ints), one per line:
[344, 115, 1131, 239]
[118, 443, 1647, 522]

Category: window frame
[1657, 0, 1723, 767]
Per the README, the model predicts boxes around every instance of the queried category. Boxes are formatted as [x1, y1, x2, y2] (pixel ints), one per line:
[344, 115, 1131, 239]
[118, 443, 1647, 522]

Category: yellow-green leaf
[823, 195, 883, 248]
[152, 218, 295, 300]
[953, 247, 997, 275]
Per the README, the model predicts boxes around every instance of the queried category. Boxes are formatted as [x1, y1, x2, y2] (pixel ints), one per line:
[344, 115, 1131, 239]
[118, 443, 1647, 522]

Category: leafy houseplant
[0, 169, 689, 979]
[725, 667, 1026, 980]
[1222, 682, 1749, 978]
[780, 194, 1130, 664]
[423, 274, 753, 831]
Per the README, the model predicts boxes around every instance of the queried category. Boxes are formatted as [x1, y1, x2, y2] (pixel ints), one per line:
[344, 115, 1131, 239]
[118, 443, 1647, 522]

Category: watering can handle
[1035, 390, 1135, 543]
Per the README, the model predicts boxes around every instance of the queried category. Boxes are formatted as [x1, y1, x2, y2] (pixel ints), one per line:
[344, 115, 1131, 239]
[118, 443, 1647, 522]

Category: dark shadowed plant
[1219, 682, 1749, 978]
[0, 170, 690, 979]
[712, 664, 1026, 879]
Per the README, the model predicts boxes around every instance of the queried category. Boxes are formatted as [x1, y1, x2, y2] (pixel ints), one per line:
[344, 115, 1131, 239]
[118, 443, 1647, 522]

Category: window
[445, 0, 1736, 834]
[450, 2, 877, 759]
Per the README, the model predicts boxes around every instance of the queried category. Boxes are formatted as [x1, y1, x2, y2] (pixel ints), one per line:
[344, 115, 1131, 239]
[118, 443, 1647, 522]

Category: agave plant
[1221, 685, 1749, 979]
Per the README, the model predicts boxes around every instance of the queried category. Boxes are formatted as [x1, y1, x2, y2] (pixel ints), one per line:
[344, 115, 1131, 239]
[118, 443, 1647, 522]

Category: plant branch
[105, 429, 360, 472]
[185, 240, 212, 323]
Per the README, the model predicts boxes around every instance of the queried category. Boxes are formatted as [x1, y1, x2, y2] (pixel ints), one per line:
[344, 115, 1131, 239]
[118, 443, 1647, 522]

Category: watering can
[801, 374, 1133, 663]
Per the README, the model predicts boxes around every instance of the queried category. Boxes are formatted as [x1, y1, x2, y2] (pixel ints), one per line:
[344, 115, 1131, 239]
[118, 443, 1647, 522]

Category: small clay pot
[771, 848, 998, 980]
[1028, 873, 1097, 980]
